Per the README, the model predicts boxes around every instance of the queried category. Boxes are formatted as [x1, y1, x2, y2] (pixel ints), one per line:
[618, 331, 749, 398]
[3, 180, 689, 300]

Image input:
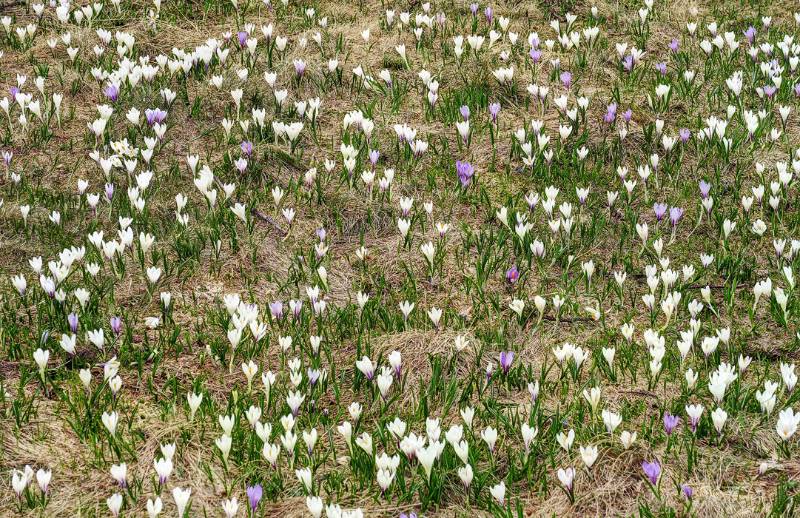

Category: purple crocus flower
[246, 484, 262, 511]
[499, 351, 514, 374]
[269, 301, 284, 319]
[105, 183, 114, 201]
[622, 109, 632, 123]
[679, 128, 691, 142]
[506, 265, 519, 284]
[145, 108, 167, 126]
[369, 149, 380, 167]
[529, 48, 541, 63]
[103, 84, 119, 102]
[642, 460, 661, 485]
[400, 513, 418, 518]
[764, 85, 777, 98]
[653, 203, 668, 222]
[241, 140, 253, 157]
[9, 86, 19, 99]
[455, 160, 475, 187]
[669, 207, 684, 227]
[744, 26, 756, 44]
[623, 55, 634, 72]
[460, 105, 470, 121]
[110, 316, 122, 337]
[669, 39, 679, 53]
[294, 60, 306, 77]
[488, 102, 500, 123]
[560, 71, 572, 89]
[699, 180, 711, 199]
[604, 103, 617, 123]
[663, 412, 680, 435]
[470, 3, 479, 16]
[68, 312, 79, 333]
[682, 484, 693, 499]
[237, 31, 248, 47]
[484, 6, 493, 24]
[794, 83, 800, 97]
[655, 62, 667, 75]
[316, 227, 327, 242]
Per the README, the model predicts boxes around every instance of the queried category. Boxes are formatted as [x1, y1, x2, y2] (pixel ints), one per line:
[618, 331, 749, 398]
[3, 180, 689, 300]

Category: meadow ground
[1, 0, 800, 516]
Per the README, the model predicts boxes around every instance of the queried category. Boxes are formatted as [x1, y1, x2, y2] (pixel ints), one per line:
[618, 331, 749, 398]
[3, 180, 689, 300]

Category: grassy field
[1, 0, 800, 516]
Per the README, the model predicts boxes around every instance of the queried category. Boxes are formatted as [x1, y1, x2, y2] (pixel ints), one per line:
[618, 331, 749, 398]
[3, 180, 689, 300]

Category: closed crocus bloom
[557, 467, 575, 491]
[306, 496, 323, 518]
[490, 481, 506, 505]
[218, 414, 235, 434]
[427, 306, 443, 327]
[388, 350, 402, 377]
[445, 424, 463, 446]
[216, 434, 232, 461]
[481, 426, 498, 452]
[154, 457, 172, 485]
[87, 329, 105, 350]
[460, 406, 474, 429]
[76, 369, 91, 391]
[221, 497, 239, 518]
[242, 360, 259, 390]
[418, 445, 437, 482]
[619, 430, 637, 449]
[11, 274, 27, 295]
[303, 428, 318, 453]
[172, 487, 191, 517]
[33, 348, 49, 377]
[376, 468, 395, 493]
[458, 463, 473, 487]
[711, 407, 728, 434]
[160, 443, 176, 461]
[296, 467, 313, 493]
[579, 445, 599, 468]
[262, 443, 280, 466]
[686, 404, 704, 432]
[108, 463, 126, 488]
[187, 392, 203, 420]
[102, 411, 118, 436]
[582, 386, 601, 412]
[146, 266, 161, 284]
[355, 432, 373, 456]
[663, 412, 680, 435]
[355, 356, 375, 380]
[107, 493, 123, 516]
[36, 468, 52, 493]
[377, 371, 393, 399]
[246, 484, 262, 512]
[641, 460, 660, 485]
[338, 421, 353, 450]
[11, 468, 30, 496]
